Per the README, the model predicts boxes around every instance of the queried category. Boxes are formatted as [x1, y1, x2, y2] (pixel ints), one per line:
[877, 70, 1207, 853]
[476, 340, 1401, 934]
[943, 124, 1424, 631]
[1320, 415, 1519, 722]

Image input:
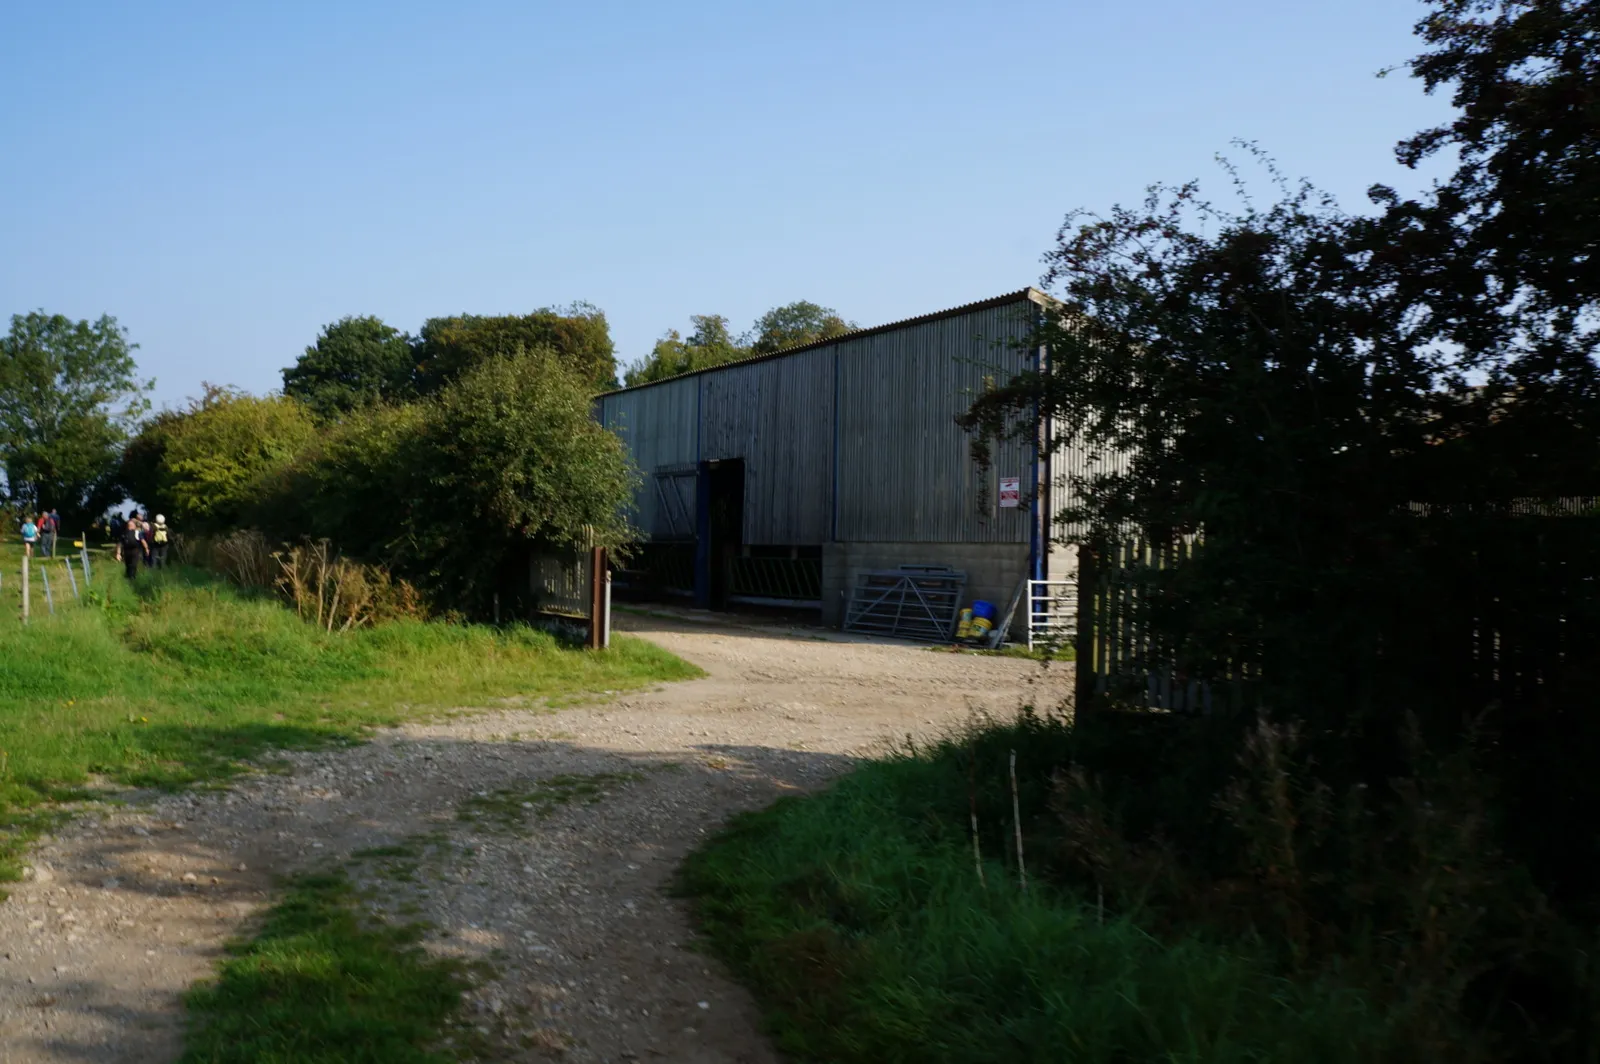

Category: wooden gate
[1072, 537, 1252, 715]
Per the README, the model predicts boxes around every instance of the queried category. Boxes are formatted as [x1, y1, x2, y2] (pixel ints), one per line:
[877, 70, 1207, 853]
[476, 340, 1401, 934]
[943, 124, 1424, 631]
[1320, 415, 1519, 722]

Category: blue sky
[1, 1, 1453, 408]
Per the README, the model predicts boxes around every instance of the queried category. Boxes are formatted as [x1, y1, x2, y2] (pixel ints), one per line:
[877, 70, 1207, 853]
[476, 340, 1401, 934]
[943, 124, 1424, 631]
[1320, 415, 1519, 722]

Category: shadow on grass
[112, 722, 357, 791]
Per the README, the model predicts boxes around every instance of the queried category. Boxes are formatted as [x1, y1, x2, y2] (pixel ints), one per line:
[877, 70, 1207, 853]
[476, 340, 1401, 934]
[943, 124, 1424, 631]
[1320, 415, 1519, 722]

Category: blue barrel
[971, 600, 997, 622]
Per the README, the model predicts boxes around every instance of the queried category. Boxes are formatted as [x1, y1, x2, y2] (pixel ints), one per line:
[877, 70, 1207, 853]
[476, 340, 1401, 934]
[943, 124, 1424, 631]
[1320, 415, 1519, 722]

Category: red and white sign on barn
[998, 476, 1020, 508]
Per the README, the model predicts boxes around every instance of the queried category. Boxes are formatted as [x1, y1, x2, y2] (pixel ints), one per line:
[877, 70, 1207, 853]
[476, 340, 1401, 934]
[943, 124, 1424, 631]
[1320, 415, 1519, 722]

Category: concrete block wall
[1046, 542, 1080, 583]
[821, 541, 1029, 630]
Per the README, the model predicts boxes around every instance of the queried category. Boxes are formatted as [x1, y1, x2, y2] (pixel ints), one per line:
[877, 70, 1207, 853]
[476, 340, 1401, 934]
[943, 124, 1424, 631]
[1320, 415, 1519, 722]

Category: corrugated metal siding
[598, 377, 698, 539]
[1048, 418, 1136, 543]
[596, 292, 1047, 547]
[835, 302, 1036, 542]
[700, 348, 834, 545]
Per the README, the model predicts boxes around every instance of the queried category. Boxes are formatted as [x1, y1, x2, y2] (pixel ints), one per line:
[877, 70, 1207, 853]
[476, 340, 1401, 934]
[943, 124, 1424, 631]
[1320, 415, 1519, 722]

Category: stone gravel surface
[0, 611, 1070, 1063]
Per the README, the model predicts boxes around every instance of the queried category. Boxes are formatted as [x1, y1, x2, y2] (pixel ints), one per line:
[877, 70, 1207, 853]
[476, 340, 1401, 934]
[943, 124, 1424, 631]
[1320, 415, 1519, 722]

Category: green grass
[0, 556, 701, 879]
[677, 742, 1391, 1064]
[181, 872, 474, 1064]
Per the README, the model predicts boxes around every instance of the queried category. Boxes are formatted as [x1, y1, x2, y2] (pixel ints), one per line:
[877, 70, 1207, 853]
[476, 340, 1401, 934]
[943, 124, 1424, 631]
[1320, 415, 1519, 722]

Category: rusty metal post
[600, 548, 611, 649]
[587, 546, 605, 650]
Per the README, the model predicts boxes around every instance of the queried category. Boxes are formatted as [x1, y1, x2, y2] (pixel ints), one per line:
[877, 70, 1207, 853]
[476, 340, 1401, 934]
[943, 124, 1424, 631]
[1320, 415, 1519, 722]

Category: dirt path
[0, 613, 1070, 1063]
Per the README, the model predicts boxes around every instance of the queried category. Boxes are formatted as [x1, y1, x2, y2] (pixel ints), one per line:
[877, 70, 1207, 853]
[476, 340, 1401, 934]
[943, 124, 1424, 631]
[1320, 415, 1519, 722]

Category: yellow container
[969, 615, 993, 637]
[955, 608, 974, 639]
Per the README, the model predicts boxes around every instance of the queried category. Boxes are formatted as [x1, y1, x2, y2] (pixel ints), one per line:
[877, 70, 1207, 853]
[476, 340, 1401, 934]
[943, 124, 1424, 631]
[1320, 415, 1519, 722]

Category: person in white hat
[151, 514, 171, 569]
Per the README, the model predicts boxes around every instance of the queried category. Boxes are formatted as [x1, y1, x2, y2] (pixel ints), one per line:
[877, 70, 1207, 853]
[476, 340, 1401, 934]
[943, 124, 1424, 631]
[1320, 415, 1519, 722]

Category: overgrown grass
[0, 560, 700, 878]
[678, 720, 1396, 1064]
[682, 708, 1600, 1062]
[181, 872, 473, 1064]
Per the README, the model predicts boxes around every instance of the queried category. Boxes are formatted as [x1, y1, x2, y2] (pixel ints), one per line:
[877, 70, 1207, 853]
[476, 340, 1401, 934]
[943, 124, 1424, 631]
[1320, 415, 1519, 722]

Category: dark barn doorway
[694, 458, 745, 609]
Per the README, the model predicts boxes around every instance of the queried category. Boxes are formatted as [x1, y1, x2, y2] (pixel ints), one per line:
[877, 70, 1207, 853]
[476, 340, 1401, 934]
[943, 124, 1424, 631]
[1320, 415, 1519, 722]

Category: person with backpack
[151, 514, 171, 569]
[39, 509, 58, 558]
[20, 514, 38, 558]
[117, 515, 148, 580]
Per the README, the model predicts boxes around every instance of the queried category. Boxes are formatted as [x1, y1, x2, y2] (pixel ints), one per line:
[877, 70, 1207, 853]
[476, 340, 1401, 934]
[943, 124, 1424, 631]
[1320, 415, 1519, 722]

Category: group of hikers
[16, 508, 172, 581]
[110, 512, 171, 579]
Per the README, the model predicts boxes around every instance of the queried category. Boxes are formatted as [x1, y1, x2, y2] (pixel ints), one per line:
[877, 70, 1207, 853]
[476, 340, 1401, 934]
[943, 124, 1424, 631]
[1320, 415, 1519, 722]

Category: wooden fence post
[21, 557, 30, 625]
[1074, 542, 1096, 714]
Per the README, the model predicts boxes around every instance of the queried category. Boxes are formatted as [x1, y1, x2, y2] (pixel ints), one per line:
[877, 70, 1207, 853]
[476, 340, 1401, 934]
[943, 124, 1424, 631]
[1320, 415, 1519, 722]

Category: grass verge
[181, 872, 473, 1064]
[0, 559, 700, 880]
[676, 730, 1391, 1064]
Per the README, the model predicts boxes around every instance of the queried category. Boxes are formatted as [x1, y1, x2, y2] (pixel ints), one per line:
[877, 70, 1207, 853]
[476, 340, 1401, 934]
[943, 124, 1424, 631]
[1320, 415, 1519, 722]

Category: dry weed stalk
[214, 529, 276, 589]
[1010, 749, 1028, 893]
[272, 539, 422, 631]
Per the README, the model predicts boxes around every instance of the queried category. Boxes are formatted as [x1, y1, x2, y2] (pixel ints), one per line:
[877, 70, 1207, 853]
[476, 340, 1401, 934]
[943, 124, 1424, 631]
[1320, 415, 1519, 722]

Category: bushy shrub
[128, 387, 316, 533]
[260, 346, 634, 618]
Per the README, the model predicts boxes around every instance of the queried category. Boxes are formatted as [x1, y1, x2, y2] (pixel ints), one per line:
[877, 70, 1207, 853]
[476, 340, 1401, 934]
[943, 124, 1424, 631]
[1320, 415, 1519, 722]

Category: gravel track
[0, 611, 1070, 1063]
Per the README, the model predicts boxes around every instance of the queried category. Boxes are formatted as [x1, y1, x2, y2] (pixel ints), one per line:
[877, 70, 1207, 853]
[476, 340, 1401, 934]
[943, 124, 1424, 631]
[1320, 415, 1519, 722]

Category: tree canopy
[412, 304, 617, 394]
[1367, 0, 1600, 494]
[0, 311, 149, 524]
[130, 386, 318, 533]
[282, 315, 415, 420]
[623, 301, 855, 386]
[749, 301, 853, 355]
[624, 315, 749, 386]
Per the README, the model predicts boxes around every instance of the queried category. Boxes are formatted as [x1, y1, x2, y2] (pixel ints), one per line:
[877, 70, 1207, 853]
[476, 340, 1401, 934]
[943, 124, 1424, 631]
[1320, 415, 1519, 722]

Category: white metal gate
[1026, 579, 1076, 650]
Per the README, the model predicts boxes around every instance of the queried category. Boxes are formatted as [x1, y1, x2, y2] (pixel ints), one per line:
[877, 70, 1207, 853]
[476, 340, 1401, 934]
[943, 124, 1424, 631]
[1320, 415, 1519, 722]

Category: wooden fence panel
[1074, 512, 1600, 720]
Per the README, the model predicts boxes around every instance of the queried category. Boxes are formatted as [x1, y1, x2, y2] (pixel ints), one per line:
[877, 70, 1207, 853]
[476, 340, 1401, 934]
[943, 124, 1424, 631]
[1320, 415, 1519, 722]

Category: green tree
[0, 311, 150, 525]
[117, 407, 187, 520]
[623, 302, 856, 385]
[624, 315, 750, 386]
[282, 316, 415, 420]
[1370, 0, 1600, 493]
[413, 304, 617, 394]
[749, 301, 854, 355]
[155, 386, 318, 532]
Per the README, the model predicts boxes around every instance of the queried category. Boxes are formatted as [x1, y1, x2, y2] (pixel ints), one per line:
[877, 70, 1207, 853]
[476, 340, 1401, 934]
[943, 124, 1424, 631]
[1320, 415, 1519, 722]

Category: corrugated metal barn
[594, 288, 1096, 628]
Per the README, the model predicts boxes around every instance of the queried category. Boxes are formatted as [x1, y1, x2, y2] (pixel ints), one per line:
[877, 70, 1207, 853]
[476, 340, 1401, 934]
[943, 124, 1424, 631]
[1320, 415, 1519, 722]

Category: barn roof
[601, 286, 1052, 397]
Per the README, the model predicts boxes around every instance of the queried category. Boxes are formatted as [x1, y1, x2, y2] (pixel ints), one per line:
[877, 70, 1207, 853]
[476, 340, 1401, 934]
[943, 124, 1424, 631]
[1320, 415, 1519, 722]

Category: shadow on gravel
[0, 984, 182, 1064]
[7, 735, 858, 901]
